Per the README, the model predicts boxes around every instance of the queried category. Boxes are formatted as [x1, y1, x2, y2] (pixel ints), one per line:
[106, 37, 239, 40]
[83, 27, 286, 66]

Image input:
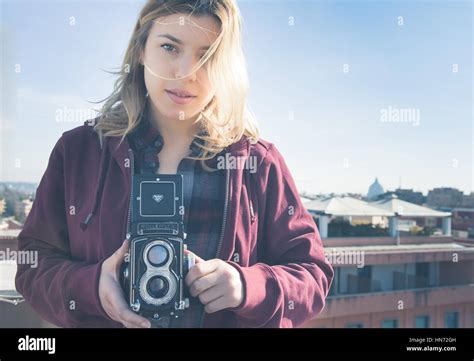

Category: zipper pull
[80, 212, 93, 230]
[250, 202, 256, 223]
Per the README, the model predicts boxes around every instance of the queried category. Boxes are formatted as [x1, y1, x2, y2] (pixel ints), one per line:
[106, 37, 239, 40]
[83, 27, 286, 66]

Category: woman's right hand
[98, 239, 151, 328]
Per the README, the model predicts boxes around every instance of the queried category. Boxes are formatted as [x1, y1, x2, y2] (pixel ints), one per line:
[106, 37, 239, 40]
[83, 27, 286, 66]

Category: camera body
[121, 174, 193, 323]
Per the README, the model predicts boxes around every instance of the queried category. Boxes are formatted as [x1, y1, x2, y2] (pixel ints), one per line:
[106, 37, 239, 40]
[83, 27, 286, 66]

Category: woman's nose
[175, 55, 199, 81]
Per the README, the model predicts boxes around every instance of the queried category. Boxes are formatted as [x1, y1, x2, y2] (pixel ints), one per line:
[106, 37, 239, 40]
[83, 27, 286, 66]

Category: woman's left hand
[185, 251, 244, 313]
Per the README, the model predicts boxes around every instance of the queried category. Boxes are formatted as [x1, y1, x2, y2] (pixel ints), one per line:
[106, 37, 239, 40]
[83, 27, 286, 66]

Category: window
[345, 322, 364, 328]
[445, 311, 459, 328]
[381, 319, 398, 328]
[415, 263, 430, 288]
[357, 266, 372, 293]
[358, 265, 372, 279]
[415, 315, 430, 328]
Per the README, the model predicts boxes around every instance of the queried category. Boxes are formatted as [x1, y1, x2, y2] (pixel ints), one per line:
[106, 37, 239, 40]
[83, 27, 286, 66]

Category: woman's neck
[146, 102, 200, 149]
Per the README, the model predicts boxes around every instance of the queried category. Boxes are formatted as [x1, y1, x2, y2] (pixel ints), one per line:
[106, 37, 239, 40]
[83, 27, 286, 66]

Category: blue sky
[0, 0, 472, 195]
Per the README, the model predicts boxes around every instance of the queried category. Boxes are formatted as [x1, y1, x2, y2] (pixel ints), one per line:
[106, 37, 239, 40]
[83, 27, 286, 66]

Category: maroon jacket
[15, 121, 334, 328]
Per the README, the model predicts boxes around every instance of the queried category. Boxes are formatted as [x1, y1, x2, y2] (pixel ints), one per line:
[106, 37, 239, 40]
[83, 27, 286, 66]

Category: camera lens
[147, 244, 169, 266]
[147, 276, 169, 299]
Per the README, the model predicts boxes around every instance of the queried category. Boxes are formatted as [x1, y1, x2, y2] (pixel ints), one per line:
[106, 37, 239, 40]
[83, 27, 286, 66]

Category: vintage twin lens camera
[121, 174, 194, 324]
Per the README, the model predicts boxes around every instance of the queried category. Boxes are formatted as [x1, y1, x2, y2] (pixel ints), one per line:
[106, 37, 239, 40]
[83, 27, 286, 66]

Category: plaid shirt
[127, 114, 225, 328]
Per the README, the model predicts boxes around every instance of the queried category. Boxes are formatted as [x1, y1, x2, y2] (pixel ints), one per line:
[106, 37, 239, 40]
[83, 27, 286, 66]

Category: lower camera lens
[147, 276, 169, 299]
[147, 244, 169, 266]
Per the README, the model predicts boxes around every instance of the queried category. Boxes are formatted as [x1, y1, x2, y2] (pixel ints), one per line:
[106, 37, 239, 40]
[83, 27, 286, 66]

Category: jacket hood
[79, 120, 255, 230]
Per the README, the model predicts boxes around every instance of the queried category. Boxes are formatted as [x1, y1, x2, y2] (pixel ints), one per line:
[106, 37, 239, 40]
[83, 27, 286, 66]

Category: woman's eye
[161, 44, 177, 53]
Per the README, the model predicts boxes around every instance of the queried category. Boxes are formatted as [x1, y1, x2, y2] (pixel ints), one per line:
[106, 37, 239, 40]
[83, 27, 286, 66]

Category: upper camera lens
[147, 276, 169, 299]
[147, 244, 169, 266]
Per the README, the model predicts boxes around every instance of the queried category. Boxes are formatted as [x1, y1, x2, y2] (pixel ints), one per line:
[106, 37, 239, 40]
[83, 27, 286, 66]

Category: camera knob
[131, 300, 141, 312]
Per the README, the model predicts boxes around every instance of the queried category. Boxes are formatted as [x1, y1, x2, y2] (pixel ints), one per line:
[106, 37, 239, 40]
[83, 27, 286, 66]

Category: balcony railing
[329, 279, 473, 298]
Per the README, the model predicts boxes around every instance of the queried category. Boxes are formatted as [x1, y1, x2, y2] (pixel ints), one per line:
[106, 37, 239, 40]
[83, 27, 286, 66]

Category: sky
[0, 0, 472, 196]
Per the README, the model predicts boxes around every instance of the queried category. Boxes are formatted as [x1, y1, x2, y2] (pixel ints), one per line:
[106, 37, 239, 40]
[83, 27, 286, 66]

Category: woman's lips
[165, 90, 197, 105]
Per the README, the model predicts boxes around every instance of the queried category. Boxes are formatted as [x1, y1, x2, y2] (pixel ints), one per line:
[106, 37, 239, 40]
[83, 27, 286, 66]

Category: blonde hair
[93, 0, 259, 167]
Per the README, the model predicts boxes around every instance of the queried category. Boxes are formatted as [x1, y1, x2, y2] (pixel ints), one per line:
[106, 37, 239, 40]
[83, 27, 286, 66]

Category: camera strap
[181, 159, 196, 230]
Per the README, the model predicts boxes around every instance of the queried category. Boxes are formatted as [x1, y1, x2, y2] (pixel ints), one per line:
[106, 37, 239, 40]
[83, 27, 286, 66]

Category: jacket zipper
[199, 166, 230, 327]
[216, 166, 230, 259]
[125, 148, 135, 239]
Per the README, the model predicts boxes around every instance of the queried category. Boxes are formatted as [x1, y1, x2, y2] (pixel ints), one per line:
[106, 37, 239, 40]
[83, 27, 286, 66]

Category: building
[0, 198, 5, 217]
[0, 217, 23, 230]
[367, 178, 385, 201]
[0, 229, 55, 327]
[14, 199, 33, 223]
[305, 195, 452, 239]
[393, 188, 425, 205]
[461, 193, 474, 208]
[302, 235, 474, 328]
[427, 188, 464, 209]
[302, 196, 473, 328]
[369, 195, 451, 238]
[450, 208, 474, 238]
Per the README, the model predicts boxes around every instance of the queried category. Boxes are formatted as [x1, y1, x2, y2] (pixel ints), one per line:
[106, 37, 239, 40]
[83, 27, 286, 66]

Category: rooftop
[305, 195, 451, 218]
[325, 242, 473, 254]
[370, 195, 451, 217]
[306, 196, 394, 217]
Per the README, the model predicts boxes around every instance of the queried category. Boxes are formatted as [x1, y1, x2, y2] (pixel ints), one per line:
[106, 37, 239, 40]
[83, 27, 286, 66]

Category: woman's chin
[161, 108, 200, 123]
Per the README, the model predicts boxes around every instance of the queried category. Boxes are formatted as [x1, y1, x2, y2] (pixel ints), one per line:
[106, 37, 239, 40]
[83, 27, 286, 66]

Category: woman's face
[141, 13, 220, 125]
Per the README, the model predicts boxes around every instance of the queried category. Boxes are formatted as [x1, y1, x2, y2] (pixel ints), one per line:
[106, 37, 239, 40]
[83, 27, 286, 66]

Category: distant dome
[367, 177, 384, 200]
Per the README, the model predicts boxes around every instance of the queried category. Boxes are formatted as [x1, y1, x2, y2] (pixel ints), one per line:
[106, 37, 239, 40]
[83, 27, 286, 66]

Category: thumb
[112, 238, 130, 264]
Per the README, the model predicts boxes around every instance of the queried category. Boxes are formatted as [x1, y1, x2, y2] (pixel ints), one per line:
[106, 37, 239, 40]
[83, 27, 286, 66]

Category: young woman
[15, 0, 333, 328]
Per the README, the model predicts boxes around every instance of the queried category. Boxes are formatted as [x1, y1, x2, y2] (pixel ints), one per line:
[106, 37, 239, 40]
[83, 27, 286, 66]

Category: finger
[108, 279, 150, 328]
[188, 271, 220, 297]
[185, 250, 204, 263]
[204, 295, 228, 314]
[197, 284, 225, 305]
[185, 259, 220, 287]
[112, 239, 129, 265]
[111, 240, 130, 278]
[122, 321, 143, 329]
